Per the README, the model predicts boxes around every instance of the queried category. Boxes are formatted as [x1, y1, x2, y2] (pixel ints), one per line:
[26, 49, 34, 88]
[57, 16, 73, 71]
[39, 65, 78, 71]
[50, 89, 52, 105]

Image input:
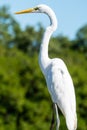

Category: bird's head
[15, 4, 49, 14]
[15, 4, 57, 31]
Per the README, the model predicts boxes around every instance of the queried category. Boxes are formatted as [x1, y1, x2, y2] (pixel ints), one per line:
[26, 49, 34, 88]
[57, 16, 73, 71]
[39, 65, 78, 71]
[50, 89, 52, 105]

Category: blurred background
[0, 0, 87, 130]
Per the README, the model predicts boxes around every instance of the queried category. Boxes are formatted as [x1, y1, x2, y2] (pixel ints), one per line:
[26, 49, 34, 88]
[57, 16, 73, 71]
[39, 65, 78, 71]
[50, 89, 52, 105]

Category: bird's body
[41, 58, 77, 130]
[15, 4, 77, 130]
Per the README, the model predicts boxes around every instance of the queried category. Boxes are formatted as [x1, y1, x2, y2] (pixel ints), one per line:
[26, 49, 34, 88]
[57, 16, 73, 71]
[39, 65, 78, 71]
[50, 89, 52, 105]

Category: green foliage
[0, 5, 87, 130]
[0, 6, 20, 47]
[71, 24, 87, 53]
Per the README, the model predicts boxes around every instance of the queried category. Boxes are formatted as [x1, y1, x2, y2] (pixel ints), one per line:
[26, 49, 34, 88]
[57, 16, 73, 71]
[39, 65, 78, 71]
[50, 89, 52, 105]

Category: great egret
[15, 4, 77, 130]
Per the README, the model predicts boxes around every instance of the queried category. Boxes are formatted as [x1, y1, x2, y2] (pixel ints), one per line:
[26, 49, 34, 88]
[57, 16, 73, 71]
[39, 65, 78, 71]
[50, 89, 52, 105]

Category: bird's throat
[39, 27, 53, 73]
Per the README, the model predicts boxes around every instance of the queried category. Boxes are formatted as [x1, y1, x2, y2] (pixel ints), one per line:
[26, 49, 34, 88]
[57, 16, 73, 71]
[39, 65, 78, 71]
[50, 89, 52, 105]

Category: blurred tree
[0, 6, 20, 47]
[14, 26, 36, 53]
[35, 24, 44, 51]
[71, 25, 87, 53]
[57, 35, 71, 48]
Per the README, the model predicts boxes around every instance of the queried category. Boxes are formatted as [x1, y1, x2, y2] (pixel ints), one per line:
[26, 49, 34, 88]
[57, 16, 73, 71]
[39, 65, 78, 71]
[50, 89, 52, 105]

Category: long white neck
[39, 7, 58, 74]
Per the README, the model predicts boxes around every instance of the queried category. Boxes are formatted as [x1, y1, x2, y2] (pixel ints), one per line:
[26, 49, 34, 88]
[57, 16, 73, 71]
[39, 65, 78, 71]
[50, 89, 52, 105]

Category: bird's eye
[34, 7, 39, 11]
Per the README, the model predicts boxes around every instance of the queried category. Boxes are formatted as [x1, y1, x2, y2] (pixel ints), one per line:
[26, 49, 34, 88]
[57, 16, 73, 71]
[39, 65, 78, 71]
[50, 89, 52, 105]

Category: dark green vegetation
[0, 6, 87, 130]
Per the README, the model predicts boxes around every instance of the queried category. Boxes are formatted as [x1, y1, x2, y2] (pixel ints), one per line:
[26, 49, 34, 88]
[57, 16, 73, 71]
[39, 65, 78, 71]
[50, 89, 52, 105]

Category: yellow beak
[15, 8, 34, 14]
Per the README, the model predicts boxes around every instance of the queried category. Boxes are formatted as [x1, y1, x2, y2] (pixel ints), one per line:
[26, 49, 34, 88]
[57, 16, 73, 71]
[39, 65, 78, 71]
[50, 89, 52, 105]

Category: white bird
[15, 4, 77, 130]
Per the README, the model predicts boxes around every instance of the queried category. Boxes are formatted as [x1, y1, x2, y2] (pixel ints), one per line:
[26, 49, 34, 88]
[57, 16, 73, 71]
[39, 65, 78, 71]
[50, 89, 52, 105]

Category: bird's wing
[46, 59, 76, 115]
[50, 60, 77, 130]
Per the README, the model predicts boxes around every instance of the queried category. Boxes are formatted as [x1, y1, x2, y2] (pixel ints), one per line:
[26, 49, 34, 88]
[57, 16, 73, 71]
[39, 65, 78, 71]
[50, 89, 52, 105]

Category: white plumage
[44, 59, 77, 130]
[15, 4, 77, 130]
